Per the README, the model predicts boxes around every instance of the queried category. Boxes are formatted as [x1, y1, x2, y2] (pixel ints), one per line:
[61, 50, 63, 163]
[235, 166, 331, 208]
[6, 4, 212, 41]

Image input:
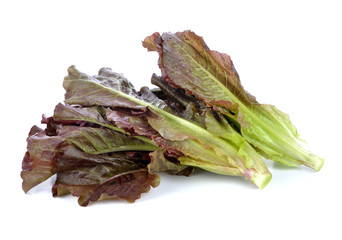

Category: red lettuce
[143, 30, 324, 171]
[63, 65, 271, 188]
[22, 30, 323, 206]
[21, 112, 161, 205]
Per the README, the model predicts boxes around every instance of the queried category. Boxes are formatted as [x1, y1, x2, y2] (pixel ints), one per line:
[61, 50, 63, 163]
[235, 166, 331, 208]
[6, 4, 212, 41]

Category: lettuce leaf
[53, 102, 157, 146]
[54, 168, 159, 206]
[63, 65, 271, 188]
[21, 116, 160, 204]
[143, 30, 324, 171]
[150, 74, 264, 178]
[148, 150, 194, 176]
[52, 145, 160, 206]
[21, 125, 63, 193]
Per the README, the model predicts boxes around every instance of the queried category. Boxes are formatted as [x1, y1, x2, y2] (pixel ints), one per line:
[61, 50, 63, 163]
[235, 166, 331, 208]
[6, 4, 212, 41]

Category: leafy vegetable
[21, 113, 160, 205]
[52, 145, 159, 206]
[63, 65, 271, 188]
[21, 30, 324, 206]
[143, 30, 324, 171]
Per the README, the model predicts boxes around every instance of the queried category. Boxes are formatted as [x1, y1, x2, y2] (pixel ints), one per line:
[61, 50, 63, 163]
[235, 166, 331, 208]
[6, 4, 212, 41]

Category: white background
[1, 0, 341, 239]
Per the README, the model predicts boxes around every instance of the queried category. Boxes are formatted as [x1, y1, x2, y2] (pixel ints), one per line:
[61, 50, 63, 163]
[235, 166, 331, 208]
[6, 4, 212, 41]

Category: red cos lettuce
[143, 30, 324, 171]
[21, 30, 323, 206]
